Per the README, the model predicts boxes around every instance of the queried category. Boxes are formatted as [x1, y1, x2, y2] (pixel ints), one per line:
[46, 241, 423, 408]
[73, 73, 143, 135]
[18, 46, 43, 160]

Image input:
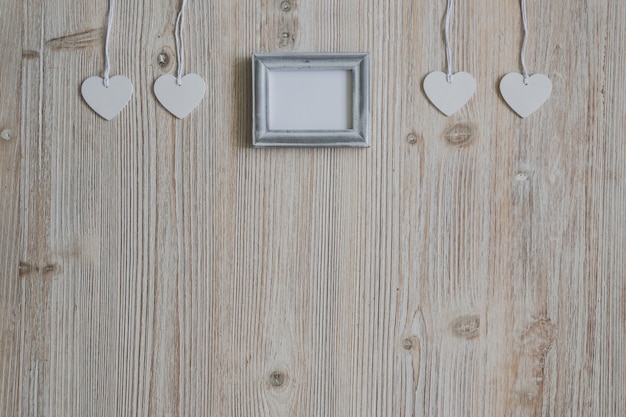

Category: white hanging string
[520, 0, 530, 85]
[174, 0, 189, 86]
[103, 0, 114, 87]
[443, 0, 454, 83]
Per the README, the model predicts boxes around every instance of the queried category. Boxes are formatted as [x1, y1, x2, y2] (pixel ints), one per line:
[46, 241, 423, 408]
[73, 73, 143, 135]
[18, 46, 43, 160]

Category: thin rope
[175, 0, 188, 86]
[103, 0, 114, 87]
[443, 0, 454, 83]
[520, 0, 530, 85]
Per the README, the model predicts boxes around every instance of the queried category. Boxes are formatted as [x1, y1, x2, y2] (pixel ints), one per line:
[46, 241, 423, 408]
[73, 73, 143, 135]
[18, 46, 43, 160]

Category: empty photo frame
[252, 53, 370, 147]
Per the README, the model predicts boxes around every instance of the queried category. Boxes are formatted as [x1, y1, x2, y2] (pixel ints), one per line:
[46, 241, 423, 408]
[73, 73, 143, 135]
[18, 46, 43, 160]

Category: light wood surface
[1, 0, 625, 416]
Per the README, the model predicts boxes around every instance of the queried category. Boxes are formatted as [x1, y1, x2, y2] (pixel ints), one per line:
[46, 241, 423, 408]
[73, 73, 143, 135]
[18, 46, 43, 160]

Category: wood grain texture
[1, 0, 625, 416]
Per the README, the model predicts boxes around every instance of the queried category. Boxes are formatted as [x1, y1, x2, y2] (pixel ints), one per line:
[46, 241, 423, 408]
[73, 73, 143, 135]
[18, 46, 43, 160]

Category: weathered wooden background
[1, 0, 624, 416]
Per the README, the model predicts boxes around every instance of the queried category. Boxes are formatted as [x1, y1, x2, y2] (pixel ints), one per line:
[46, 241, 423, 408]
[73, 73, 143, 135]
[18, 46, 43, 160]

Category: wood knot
[406, 132, 422, 145]
[278, 31, 295, 48]
[280, 1, 292, 12]
[43, 263, 61, 275]
[402, 338, 413, 350]
[1, 129, 13, 141]
[443, 123, 477, 147]
[19, 261, 37, 276]
[514, 317, 556, 398]
[521, 318, 556, 357]
[18, 261, 62, 277]
[268, 370, 288, 388]
[157, 53, 169, 68]
[155, 47, 174, 72]
[451, 315, 480, 339]
[399, 336, 420, 356]
[22, 50, 40, 59]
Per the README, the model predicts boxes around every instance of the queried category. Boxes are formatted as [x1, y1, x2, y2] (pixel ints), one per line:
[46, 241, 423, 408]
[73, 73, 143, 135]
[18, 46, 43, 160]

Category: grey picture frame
[252, 52, 371, 148]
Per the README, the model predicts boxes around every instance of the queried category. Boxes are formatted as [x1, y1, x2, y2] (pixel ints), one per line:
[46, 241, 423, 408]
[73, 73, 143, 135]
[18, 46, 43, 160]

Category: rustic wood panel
[1, 0, 624, 416]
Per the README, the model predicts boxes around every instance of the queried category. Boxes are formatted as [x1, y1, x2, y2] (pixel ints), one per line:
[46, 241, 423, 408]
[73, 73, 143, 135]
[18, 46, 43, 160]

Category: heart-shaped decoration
[500, 73, 552, 118]
[423, 71, 476, 116]
[81, 75, 133, 120]
[154, 74, 206, 119]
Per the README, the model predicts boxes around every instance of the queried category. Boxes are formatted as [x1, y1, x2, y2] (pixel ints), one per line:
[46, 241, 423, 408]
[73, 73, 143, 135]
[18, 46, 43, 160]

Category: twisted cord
[520, 0, 530, 84]
[103, 0, 115, 87]
[443, 0, 454, 83]
[175, 0, 189, 85]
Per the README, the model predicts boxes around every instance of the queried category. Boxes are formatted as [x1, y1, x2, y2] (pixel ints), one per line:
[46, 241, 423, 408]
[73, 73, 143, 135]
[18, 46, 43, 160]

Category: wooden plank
[0, 0, 624, 416]
[0, 0, 25, 415]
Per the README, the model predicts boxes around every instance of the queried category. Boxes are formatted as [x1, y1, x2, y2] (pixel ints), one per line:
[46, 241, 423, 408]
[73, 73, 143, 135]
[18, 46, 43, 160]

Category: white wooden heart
[154, 74, 206, 119]
[500, 73, 552, 118]
[423, 71, 476, 116]
[81, 75, 133, 120]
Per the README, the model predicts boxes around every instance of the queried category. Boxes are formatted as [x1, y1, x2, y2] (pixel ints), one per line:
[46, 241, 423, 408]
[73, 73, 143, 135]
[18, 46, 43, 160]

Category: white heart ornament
[81, 76, 133, 120]
[154, 74, 206, 119]
[423, 71, 476, 116]
[500, 73, 552, 118]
